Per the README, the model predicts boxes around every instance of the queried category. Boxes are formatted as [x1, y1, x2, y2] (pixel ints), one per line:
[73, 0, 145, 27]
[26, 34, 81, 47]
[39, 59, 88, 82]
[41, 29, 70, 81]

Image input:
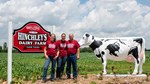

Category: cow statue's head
[79, 33, 94, 46]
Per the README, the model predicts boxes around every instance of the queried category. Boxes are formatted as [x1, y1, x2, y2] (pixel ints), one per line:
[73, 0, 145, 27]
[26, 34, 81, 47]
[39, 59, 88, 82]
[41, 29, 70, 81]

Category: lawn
[0, 51, 150, 82]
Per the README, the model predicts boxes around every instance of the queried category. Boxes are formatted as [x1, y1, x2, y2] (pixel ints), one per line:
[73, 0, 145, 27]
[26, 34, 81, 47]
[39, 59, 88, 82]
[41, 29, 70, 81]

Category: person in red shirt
[42, 33, 59, 83]
[66, 33, 80, 79]
[56, 33, 68, 79]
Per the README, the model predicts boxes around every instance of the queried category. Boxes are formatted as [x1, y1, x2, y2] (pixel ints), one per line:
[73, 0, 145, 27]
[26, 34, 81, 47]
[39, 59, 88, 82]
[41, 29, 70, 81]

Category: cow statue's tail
[141, 38, 145, 63]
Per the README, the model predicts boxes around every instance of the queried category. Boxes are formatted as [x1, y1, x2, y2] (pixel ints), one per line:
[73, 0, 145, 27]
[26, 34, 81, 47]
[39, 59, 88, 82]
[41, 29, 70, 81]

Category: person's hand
[77, 55, 80, 60]
[45, 55, 49, 60]
[54, 56, 58, 60]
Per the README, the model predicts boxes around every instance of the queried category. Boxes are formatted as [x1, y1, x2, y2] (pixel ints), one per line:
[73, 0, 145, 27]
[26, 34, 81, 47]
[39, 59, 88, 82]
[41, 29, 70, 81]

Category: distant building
[3, 42, 7, 50]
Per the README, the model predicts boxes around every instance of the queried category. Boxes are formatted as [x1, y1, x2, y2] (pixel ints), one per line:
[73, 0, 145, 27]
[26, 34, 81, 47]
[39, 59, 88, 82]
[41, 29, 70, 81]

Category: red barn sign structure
[13, 22, 51, 53]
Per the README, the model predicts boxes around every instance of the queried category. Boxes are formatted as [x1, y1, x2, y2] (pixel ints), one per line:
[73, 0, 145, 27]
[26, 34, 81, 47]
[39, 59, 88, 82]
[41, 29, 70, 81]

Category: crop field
[0, 51, 150, 83]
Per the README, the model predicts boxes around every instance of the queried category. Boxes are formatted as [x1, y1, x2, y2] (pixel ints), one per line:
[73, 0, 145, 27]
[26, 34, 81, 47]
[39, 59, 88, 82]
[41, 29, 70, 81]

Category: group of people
[42, 33, 80, 83]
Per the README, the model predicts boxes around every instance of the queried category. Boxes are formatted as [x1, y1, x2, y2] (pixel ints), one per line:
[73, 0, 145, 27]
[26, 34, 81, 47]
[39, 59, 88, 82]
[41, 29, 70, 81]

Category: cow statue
[79, 33, 145, 74]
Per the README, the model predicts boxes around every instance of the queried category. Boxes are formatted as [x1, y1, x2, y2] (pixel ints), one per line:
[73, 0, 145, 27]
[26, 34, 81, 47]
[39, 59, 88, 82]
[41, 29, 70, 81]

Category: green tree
[80, 47, 93, 53]
[0, 46, 2, 52]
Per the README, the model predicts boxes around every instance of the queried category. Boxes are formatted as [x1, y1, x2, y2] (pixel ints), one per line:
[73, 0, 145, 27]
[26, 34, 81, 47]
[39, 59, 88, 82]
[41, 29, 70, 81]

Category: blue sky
[137, 0, 150, 7]
[49, 0, 89, 4]
[0, 0, 150, 48]
[81, 0, 150, 6]
[80, 0, 88, 4]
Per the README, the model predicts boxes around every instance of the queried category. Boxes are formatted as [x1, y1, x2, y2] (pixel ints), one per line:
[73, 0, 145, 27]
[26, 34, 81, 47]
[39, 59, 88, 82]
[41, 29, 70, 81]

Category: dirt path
[2, 74, 150, 84]
[27, 74, 150, 84]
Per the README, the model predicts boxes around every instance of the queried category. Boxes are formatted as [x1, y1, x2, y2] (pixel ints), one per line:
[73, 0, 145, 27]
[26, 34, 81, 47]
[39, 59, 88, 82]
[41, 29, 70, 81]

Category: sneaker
[55, 78, 59, 80]
[50, 79, 55, 82]
[73, 77, 77, 80]
[67, 76, 71, 79]
[41, 80, 46, 83]
[59, 77, 62, 79]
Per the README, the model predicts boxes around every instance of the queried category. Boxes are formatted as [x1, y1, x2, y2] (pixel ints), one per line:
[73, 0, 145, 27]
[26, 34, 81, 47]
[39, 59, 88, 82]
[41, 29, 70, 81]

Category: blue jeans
[66, 54, 77, 78]
[42, 56, 56, 81]
[56, 56, 67, 78]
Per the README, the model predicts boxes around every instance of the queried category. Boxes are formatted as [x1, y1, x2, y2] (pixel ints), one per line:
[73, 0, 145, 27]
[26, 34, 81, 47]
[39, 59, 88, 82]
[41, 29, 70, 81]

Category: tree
[0, 46, 2, 52]
[80, 47, 93, 53]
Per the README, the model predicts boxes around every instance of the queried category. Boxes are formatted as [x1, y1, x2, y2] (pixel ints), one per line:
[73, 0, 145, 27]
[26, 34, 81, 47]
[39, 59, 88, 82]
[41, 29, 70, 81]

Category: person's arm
[54, 41, 59, 60]
[76, 40, 80, 59]
[44, 47, 49, 59]
[77, 48, 80, 59]
[54, 50, 59, 60]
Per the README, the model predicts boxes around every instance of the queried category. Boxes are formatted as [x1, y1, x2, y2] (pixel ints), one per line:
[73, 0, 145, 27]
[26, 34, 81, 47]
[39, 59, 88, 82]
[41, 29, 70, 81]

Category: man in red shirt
[66, 33, 80, 79]
[56, 33, 68, 79]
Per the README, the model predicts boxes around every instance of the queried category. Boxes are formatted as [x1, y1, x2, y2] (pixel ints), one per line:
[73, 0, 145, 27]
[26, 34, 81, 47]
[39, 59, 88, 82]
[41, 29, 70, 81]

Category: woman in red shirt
[56, 33, 68, 79]
[42, 34, 58, 83]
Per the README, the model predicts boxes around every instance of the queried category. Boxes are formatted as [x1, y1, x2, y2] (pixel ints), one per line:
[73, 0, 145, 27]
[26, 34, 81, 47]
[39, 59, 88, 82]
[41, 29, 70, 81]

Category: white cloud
[117, 22, 129, 28]
[144, 13, 150, 26]
[0, 0, 150, 48]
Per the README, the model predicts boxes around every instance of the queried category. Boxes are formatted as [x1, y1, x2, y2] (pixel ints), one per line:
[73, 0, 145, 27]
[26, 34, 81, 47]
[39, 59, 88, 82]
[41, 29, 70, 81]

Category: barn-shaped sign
[13, 21, 51, 53]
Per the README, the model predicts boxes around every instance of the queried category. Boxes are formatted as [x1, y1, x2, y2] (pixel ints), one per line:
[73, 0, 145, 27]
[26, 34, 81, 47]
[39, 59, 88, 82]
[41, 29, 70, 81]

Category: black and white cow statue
[79, 33, 145, 74]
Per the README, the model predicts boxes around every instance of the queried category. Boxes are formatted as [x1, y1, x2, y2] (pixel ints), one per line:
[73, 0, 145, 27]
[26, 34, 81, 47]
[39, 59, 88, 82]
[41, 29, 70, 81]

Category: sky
[0, 0, 150, 49]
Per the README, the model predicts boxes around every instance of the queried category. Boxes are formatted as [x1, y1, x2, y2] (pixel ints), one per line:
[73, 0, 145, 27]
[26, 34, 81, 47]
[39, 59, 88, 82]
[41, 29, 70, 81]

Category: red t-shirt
[67, 40, 80, 55]
[57, 40, 68, 57]
[46, 41, 57, 56]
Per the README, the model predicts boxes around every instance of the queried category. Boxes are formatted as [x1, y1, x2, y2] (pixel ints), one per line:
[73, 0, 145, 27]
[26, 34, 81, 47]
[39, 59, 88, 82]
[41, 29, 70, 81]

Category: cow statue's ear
[92, 36, 94, 40]
[85, 34, 90, 37]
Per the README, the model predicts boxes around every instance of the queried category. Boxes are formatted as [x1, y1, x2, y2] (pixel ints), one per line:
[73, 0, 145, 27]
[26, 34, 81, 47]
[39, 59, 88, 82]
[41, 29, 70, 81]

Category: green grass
[0, 51, 150, 81]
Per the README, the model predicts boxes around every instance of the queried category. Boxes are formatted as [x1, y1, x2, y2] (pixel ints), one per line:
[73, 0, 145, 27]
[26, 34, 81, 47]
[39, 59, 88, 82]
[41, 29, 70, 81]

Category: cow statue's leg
[129, 46, 140, 74]
[139, 60, 143, 74]
[95, 49, 107, 74]
[102, 55, 107, 74]
[133, 58, 140, 74]
[133, 47, 140, 74]
[96, 53, 107, 74]
[139, 50, 145, 74]
[100, 51, 107, 74]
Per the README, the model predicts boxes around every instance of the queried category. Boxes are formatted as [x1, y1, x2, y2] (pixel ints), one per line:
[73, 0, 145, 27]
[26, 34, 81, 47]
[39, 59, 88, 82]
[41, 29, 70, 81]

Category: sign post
[8, 21, 12, 84]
